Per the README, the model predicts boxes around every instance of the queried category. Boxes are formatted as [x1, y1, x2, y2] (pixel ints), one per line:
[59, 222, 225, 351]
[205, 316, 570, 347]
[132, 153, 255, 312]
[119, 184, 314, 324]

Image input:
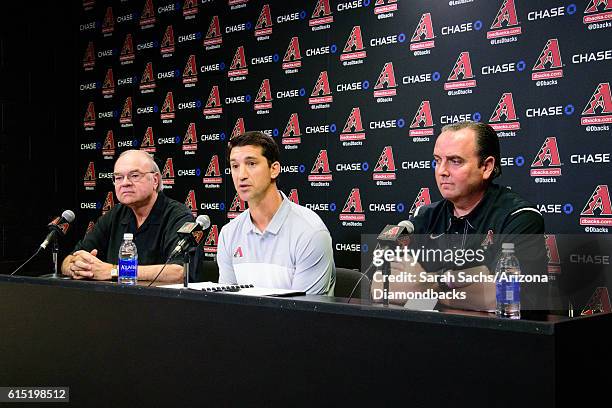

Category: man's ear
[270, 161, 281, 180]
[482, 156, 495, 180]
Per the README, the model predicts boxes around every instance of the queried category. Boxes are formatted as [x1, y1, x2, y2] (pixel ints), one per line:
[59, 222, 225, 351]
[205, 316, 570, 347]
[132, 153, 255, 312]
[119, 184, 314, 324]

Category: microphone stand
[382, 255, 390, 307]
[183, 247, 196, 288]
[40, 240, 70, 280]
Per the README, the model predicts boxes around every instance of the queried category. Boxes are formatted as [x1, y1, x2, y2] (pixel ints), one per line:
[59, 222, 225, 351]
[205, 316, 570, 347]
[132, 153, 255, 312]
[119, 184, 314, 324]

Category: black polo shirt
[411, 183, 546, 274]
[74, 192, 193, 265]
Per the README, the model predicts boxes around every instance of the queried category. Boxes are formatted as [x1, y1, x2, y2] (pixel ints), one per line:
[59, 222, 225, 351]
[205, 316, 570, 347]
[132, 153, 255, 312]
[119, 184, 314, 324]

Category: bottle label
[119, 258, 138, 280]
[496, 275, 520, 304]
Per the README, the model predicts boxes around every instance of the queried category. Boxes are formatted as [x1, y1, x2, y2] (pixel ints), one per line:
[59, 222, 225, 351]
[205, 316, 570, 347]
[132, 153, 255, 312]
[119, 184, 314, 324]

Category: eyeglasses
[112, 171, 156, 185]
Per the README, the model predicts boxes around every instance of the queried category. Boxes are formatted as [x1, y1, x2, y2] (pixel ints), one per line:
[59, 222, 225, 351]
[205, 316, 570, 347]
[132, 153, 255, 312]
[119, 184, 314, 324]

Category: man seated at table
[217, 131, 335, 295]
[371, 121, 548, 312]
[61, 150, 193, 282]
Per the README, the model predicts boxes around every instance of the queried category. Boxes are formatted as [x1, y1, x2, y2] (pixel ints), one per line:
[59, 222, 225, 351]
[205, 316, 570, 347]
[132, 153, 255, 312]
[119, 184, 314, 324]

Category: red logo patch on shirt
[481, 229, 494, 249]
[233, 246, 244, 258]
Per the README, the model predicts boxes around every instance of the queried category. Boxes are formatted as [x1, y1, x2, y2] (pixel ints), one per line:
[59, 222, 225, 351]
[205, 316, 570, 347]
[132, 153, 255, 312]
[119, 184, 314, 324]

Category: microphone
[40, 210, 76, 250]
[10, 210, 75, 276]
[168, 215, 211, 259]
[147, 215, 211, 288]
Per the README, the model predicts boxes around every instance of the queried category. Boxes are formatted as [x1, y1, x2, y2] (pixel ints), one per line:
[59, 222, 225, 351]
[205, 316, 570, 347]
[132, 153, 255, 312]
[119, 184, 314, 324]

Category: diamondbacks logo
[341, 26, 366, 63]
[83, 162, 96, 189]
[373, 146, 396, 181]
[545, 234, 561, 274]
[373, 62, 397, 99]
[374, 0, 398, 17]
[204, 16, 222, 49]
[487, 0, 521, 39]
[203, 155, 222, 185]
[140, 127, 156, 153]
[204, 85, 222, 117]
[161, 25, 175, 55]
[309, 150, 333, 183]
[409, 188, 431, 215]
[102, 192, 114, 215]
[102, 130, 115, 158]
[310, 0, 333, 29]
[230, 118, 246, 139]
[531, 137, 562, 177]
[255, 4, 273, 38]
[140, 0, 156, 28]
[228, 193, 247, 219]
[120, 97, 133, 126]
[102, 7, 114, 35]
[83, 102, 96, 128]
[445, 51, 477, 91]
[120, 34, 135, 63]
[254, 79, 273, 111]
[185, 190, 198, 216]
[341, 107, 365, 141]
[83, 41, 95, 70]
[580, 185, 612, 226]
[102, 68, 115, 97]
[283, 37, 302, 71]
[183, 0, 198, 18]
[140, 62, 156, 91]
[340, 188, 365, 222]
[162, 157, 175, 186]
[228, 46, 248, 79]
[288, 188, 300, 204]
[283, 113, 302, 145]
[489, 92, 521, 132]
[183, 123, 198, 152]
[410, 13, 435, 52]
[532, 39, 564, 81]
[233, 246, 244, 258]
[83, 0, 95, 11]
[309, 71, 333, 107]
[583, 0, 612, 24]
[183, 55, 198, 86]
[85, 220, 95, 235]
[409, 100, 434, 137]
[203, 225, 219, 254]
[160, 91, 176, 120]
[581, 83, 612, 126]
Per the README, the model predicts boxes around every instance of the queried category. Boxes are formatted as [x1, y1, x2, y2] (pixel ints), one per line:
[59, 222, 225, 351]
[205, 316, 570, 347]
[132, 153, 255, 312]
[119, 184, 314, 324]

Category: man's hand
[67, 249, 112, 281]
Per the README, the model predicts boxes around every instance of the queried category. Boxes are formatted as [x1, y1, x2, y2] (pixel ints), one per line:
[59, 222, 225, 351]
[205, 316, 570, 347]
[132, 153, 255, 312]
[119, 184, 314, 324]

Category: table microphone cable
[9, 248, 43, 276]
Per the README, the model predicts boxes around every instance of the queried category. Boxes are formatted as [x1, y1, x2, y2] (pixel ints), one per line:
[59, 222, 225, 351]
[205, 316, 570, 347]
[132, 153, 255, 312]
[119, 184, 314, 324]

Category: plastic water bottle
[118, 233, 138, 285]
[495, 242, 521, 319]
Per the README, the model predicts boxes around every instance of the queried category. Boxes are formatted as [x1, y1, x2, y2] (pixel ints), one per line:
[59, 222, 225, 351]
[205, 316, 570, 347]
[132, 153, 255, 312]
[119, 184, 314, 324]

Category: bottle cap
[501, 242, 515, 250]
[123, 233, 134, 240]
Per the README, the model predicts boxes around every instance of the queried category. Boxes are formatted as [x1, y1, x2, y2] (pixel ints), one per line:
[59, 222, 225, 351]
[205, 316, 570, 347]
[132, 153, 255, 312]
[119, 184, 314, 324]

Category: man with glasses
[61, 150, 193, 282]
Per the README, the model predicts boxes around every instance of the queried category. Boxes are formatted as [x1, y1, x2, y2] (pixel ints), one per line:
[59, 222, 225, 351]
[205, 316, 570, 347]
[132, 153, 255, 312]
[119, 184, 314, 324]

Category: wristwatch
[110, 265, 118, 282]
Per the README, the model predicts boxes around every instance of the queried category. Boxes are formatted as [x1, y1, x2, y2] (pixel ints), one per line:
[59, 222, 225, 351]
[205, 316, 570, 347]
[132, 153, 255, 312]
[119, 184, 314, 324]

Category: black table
[1, 275, 608, 407]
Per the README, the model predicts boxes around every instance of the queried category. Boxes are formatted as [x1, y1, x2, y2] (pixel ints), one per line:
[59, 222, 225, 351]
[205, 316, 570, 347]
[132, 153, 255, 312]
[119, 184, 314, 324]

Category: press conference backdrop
[75, 0, 612, 302]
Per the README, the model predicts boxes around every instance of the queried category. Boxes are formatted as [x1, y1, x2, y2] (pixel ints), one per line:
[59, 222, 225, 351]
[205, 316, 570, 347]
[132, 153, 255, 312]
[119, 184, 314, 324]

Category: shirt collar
[244, 191, 291, 236]
[120, 191, 166, 227]
[443, 184, 499, 231]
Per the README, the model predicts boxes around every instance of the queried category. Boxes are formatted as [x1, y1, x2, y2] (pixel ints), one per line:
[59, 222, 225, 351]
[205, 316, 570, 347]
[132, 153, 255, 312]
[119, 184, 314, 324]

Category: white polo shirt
[217, 192, 335, 295]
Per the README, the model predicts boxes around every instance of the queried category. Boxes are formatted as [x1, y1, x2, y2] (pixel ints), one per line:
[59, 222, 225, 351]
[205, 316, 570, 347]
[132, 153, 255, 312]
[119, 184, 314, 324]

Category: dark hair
[440, 121, 502, 180]
[227, 130, 281, 167]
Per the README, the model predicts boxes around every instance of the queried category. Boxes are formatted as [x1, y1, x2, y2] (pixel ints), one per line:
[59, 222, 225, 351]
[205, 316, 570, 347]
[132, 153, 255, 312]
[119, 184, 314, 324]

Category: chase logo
[536, 203, 574, 215]
[200, 202, 226, 211]
[369, 202, 405, 213]
[305, 202, 337, 212]
[225, 20, 253, 35]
